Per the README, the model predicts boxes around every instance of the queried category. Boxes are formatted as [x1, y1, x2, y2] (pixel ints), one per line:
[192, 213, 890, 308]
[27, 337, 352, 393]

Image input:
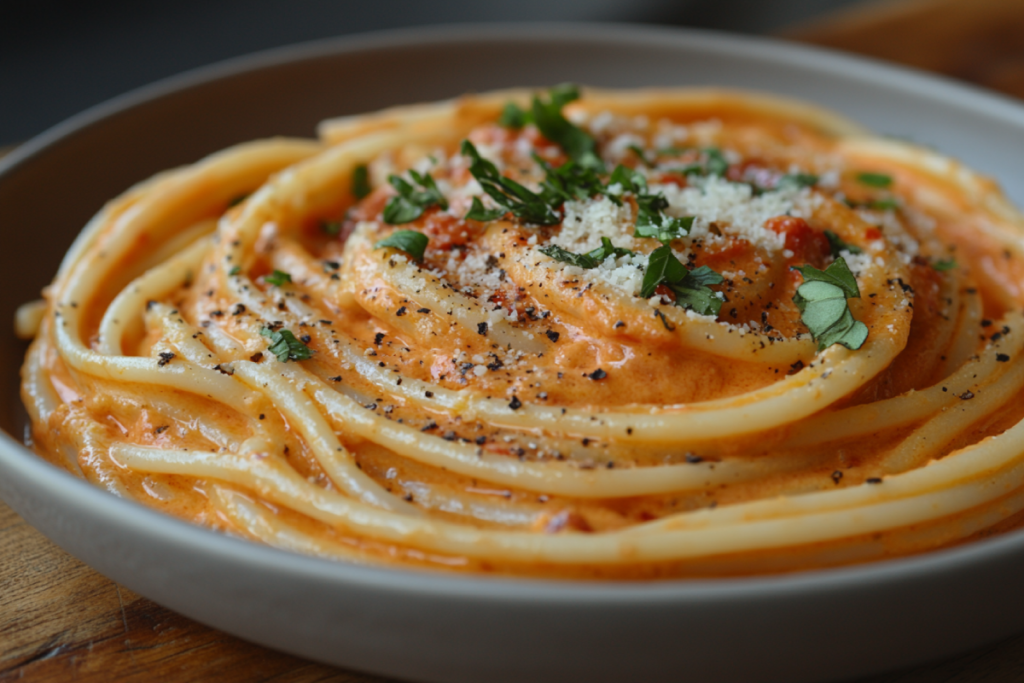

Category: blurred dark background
[0, 0, 866, 146]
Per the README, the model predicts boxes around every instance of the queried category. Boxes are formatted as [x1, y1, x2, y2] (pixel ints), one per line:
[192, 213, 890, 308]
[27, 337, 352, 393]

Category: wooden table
[7, 1, 1024, 679]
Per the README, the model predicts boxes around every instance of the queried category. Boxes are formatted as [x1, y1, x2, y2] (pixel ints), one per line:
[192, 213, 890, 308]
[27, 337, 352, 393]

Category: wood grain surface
[7, 1, 1024, 679]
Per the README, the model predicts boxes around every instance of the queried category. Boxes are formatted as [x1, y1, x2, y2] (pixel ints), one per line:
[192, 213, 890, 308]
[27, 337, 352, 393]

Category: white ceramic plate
[4, 24, 1024, 683]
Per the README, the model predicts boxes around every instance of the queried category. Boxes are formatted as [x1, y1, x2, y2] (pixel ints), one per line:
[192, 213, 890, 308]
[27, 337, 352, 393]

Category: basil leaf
[260, 327, 313, 362]
[792, 257, 867, 351]
[465, 197, 506, 222]
[856, 172, 893, 188]
[462, 140, 560, 225]
[587, 237, 634, 262]
[351, 164, 371, 199]
[499, 102, 531, 129]
[686, 264, 726, 288]
[531, 84, 603, 171]
[382, 171, 448, 225]
[635, 212, 694, 243]
[642, 246, 724, 315]
[536, 155, 605, 203]
[539, 238, 633, 270]
[669, 265, 725, 316]
[792, 257, 860, 299]
[824, 230, 863, 257]
[607, 164, 648, 200]
[817, 310, 869, 350]
[374, 229, 429, 261]
[641, 245, 689, 298]
[539, 244, 599, 269]
[265, 269, 292, 287]
[933, 257, 957, 271]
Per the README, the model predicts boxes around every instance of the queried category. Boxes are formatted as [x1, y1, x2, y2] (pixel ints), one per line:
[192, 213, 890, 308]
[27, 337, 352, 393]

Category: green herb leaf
[641, 245, 690, 298]
[628, 144, 650, 166]
[465, 197, 506, 222]
[856, 172, 893, 188]
[704, 148, 730, 177]
[539, 237, 634, 270]
[587, 236, 634, 262]
[321, 221, 342, 236]
[606, 164, 647, 202]
[382, 171, 448, 225]
[792, 257, 867, 350]
[351, 164, 371, 199]
[374, 229, 429, 262]
[228, 265, 241, 276]
[933, 257, 957, 271]
[867, 198, 900, 211]
[536, 155, 606, 204]
[539, 244, 599, 269]
[635, 210, 693, 243]
[260, 327, 313, 362]
[669, 148, 730, 178]
[265, 270, 292, 287]
[531, 84, 603, 171]
[641, 245, 723, 315]
[824, 230, 863, 257]
[777, 173, 819, 190]
[499, 102, 531, 129]
[670, 266, 726, 316]
[462, 140, 560, 225]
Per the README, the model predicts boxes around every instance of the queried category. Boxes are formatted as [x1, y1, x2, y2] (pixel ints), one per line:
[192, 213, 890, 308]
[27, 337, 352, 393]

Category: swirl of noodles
[20, 88, 1024, 578]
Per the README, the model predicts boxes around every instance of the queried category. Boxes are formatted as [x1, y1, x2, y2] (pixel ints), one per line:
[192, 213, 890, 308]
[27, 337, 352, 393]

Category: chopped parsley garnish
[530, 84, 603, 171]
[856, 172, 893, 188]
[374, 229, 429, 262]
[539, 237, 633, 269]
[499, 102, 531, 129]
[321, 220, 342, 236]
[933, 257, 957, 271]
[228, 265, 241, 276]
[641, 245, 724, 316]
[382, 170, 448, 225]
[536, 155, 606, 204]
[461, 140, 560, 225]
[824, 230, 862, 257]
[792, 257, 868, 350]
[606, 164, 693, 243]
[465, 196, 506, 222]
[676, 148, 730, 177]
[265, 269, 292, 287]
[351, 164, 371, 199]
[260, 327, 312, 362]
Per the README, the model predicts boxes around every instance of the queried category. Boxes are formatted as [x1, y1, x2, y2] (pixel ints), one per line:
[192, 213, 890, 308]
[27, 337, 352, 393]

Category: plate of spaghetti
[5, 23, 1024, 683]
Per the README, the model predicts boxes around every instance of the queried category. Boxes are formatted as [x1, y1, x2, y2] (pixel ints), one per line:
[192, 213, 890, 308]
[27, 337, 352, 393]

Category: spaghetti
[20, 87, 1024, 578]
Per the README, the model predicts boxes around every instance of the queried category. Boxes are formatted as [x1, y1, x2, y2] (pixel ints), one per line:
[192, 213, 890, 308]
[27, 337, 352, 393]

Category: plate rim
[5, 20, 1024, 603]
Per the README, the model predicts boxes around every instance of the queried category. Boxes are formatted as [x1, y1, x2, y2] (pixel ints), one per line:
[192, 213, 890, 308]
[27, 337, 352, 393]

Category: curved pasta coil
[21, 88, 1024, 578]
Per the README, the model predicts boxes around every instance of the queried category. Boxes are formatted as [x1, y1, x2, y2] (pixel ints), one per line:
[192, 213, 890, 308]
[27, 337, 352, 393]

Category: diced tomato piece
[765, 216, 830, 267]
[654, 284, 676, 301]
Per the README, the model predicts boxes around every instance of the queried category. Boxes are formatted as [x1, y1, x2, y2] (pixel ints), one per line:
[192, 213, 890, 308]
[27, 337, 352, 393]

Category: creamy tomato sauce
[22, 88, 1024, 578]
